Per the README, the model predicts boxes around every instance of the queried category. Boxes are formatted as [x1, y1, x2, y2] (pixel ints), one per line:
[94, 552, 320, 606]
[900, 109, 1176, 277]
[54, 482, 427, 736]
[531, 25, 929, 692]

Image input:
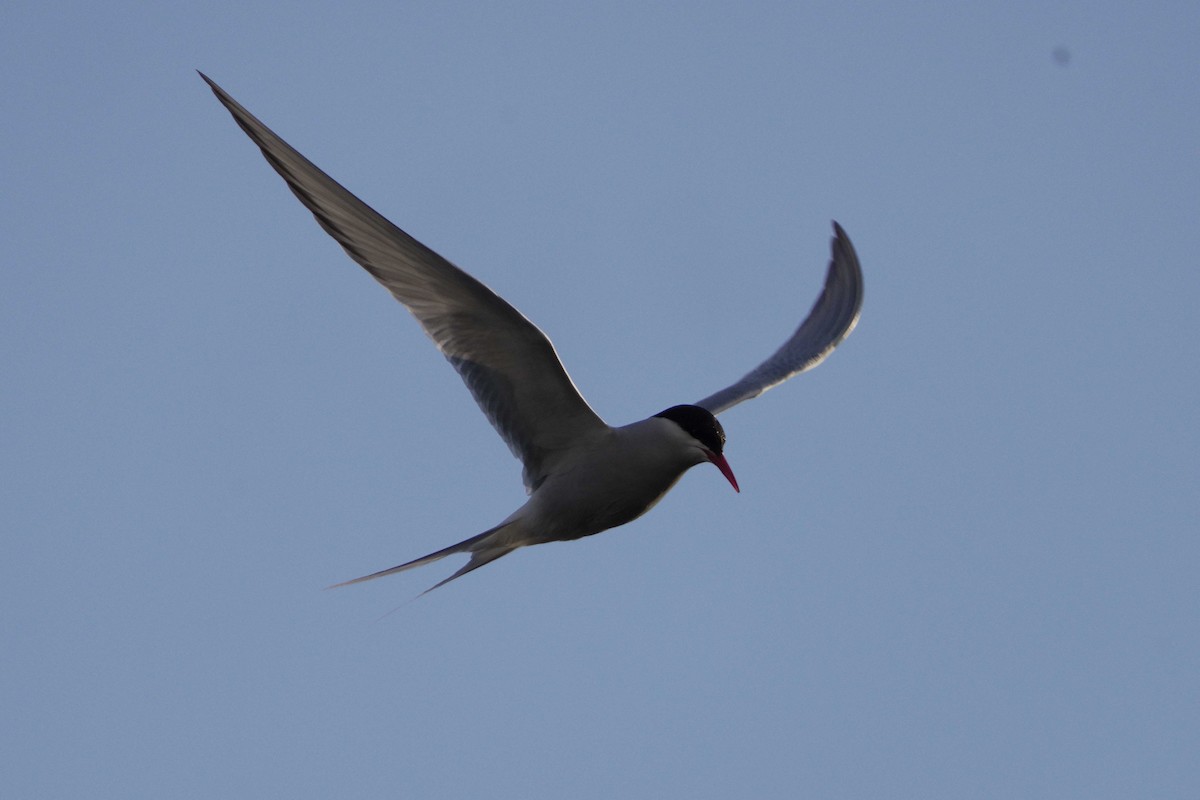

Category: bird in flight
[201, 73, 864, 594]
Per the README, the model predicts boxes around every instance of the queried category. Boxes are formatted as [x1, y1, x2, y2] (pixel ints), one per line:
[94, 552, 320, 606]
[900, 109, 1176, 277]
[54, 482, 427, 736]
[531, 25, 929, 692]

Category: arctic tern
[201, 73, 864, 594]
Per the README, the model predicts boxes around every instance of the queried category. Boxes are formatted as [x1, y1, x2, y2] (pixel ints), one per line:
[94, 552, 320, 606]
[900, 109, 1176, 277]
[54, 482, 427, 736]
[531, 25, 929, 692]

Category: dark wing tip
[828, 219, 864, 331]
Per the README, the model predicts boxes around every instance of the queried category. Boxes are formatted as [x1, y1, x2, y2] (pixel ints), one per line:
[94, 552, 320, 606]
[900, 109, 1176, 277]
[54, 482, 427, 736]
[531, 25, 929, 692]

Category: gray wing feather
[696, 222, 863, 415]
[201, 74, 606, 490]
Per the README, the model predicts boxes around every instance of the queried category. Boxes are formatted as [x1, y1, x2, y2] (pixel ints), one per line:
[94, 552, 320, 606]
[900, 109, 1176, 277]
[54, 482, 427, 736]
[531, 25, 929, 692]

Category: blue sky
[4, 2, 1198, 797]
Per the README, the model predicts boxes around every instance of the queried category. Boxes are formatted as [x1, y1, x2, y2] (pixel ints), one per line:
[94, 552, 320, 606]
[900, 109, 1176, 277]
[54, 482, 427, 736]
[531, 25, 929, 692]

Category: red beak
[706, 451, 740, 493]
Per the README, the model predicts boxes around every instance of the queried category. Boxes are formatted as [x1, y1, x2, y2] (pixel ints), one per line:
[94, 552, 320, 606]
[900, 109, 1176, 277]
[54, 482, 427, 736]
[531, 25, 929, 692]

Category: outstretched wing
[696, 222, 863, 415]
[202, 73, 607, 491]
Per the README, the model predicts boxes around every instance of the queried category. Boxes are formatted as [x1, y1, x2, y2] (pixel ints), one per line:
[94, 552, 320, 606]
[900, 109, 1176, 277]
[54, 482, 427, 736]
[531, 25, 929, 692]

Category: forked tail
[328, 521, 519, 595]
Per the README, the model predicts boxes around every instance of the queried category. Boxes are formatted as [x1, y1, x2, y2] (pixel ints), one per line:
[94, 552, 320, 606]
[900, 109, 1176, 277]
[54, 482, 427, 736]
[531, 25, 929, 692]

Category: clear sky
[4, 2, 1198, 797]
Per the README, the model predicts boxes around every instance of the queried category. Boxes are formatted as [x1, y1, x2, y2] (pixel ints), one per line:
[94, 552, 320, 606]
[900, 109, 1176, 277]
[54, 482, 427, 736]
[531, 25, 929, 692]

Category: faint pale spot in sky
[1052, 45, 1071, 66]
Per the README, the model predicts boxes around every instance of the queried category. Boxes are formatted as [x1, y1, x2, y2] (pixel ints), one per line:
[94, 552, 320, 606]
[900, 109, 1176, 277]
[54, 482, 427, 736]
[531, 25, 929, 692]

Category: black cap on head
[654, 404, 727, 454]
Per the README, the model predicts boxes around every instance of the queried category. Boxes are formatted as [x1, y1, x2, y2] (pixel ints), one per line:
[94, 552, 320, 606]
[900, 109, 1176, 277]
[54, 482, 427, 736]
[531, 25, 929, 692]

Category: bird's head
[653, 404, 739, 492]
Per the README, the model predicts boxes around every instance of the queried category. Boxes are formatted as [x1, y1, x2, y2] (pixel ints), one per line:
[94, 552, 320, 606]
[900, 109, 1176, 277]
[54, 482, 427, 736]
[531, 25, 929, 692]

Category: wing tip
[197, 70, 220, 93]
[828, 220, 863, 298]
[829, 219, 856, 259]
